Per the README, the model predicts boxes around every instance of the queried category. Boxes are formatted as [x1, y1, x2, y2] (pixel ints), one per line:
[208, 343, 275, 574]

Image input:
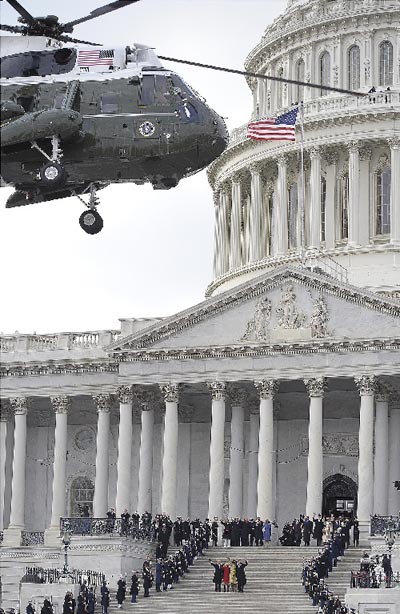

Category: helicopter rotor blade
[158, 55, 366, 99]
[59, 34, 103, 46]
[5, 0, 36, 25]
[62, 0, 140, 33]
[0, 23, 25, 33]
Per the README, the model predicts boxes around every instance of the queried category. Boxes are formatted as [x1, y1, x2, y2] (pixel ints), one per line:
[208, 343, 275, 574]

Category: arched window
[337, 175, 349, 240]
[320, 51, 331, 96]
[348, 45, 360, 90]
[379, 41, 393, 86]
[376, 166, 391, 235]
[70, 476, 94, 517]
[288, 183, 299, 249]
[321, 176, 327, 242]
[295, 59, 305, 103]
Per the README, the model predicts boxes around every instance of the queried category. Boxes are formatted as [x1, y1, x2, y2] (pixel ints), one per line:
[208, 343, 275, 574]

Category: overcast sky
[0, 0, 287, 334]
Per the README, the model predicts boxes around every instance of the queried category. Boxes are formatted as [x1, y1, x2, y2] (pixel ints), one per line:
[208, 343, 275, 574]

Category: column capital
[0, 399, 11, 421]
[207, 381, 227, 401]
[117, 385, 133, 404]
[277, 154, 288, 167]
[50, 396, 70, 414]
[228, 386, 246, 406]
[160, 383, 181, 403]
[178, 404, 194, 423]
[354, 375, 377, 396]
[231, 170, 246, 185]
[346, 140, 360, 154]
[388, 136, 400, 150]
[254, 379, 279, 400]
[308, 146, 322, 160]
[359, 147, 372, 161]
[92, 393, 112, 413]
[134, 387, 156, 411]
[324, 150, 339, 165]
[248, 399, 260, 415]
[249, 162, 262, 176]
[9, 397, 29, 415]
[304, 378, 327, 398]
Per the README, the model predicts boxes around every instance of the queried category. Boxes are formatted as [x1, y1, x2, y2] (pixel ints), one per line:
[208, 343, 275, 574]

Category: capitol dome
[207, 0, 400, 299]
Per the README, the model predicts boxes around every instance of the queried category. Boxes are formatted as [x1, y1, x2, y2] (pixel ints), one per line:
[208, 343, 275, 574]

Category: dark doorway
[322, 474, 357, 518]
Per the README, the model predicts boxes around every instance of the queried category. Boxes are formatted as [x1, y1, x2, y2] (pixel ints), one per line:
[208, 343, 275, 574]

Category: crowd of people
[280, 514, 359, 548]
[210, 558, 248, 592]
[302, 526, 357, 614]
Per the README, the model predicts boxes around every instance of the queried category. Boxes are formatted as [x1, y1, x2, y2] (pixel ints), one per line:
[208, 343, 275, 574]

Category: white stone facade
[1, 0, 400, 556]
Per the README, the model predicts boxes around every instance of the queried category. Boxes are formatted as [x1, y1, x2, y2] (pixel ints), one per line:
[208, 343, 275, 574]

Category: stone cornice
[0, 360, 119, 378]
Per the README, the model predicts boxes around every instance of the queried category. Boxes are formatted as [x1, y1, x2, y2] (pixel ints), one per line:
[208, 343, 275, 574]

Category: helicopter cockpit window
[154, 75, 171, 105]
[1, 49, 77, 79]
[139, 75, 155, 106]
[100, 94, 119, 114]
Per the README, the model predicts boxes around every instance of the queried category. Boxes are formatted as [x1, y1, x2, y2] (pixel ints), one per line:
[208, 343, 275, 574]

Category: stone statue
[310, 294, 329, 338]
[276, 285, 306, 329]
[241, 297, 271, 341]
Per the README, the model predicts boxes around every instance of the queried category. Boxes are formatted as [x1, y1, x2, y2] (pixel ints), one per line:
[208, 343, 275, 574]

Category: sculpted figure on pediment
[310, 294, 329, 338]
[241, 297, 272, 341]
[276, 285, 306, 329]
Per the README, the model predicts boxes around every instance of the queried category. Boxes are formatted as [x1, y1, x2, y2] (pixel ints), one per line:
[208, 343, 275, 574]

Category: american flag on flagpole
[78, 49, 114, 67]
[247, 107, 299, 141]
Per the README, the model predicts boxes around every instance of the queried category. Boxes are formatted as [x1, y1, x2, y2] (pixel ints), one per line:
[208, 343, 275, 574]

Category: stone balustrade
[0, 330, 121, 353]
[228, 91, 400, 148]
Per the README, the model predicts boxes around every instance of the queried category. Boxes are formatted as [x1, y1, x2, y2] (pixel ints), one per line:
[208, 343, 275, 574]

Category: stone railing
[60, 517, 154, 541]
[21, 531, 45, 546]
[0, 330, 121, 353]
[370, 515, 400, 537]
[23, 566, 105, 586]
[228, 91, 400, 149]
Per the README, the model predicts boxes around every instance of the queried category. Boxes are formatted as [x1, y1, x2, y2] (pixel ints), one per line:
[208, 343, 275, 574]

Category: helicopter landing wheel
[79, 209, 104, 235]
[39, 161, 65, 187]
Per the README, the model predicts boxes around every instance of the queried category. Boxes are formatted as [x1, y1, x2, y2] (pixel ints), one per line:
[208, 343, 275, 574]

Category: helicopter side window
[100, 94, 119, 114]
[1, 49, 77, 79]
[139, 75, 155, 106]
[154, 75, 171, 105]
[16, 96, 35, 112]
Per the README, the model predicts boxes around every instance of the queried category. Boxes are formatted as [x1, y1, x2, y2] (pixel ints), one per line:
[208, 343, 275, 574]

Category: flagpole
[299, 100, 306, 263]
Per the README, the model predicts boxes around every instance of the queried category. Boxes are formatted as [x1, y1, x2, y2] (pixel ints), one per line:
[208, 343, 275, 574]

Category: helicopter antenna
[158, 55, 365, 99]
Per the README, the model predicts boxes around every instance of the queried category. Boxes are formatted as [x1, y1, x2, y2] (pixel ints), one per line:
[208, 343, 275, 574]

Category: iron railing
[60, 517, 154, 540]
[23, 566, 105, 586]
[21, 531, 45, 546]
[350, 570, 400, 589]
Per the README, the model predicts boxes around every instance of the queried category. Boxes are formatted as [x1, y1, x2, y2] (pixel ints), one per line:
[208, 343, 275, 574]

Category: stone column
[255, 380, 279, 521]
[347, 141, 360, 247]
[0, 401, 10, 532]
[388, 398, 400, 515]
[276, 156, 289, 255]
[160, 383, 180, 518]
[207, 381, 227, 519]
[358, 148, 372, 247]
[304, 378, 326, 518]
[355, 375, 376, 541]
[389, 137, 400, 245]
[324, 152, 338, 249]
[228, 388, 245, 518]
[229, 175, 242, 270]
[213, 192, 221, 278]
[115, 385, 133, 516]
[373, 387, 389, 516]
[136, 391, 155, 515]
[49, 396, 70, 528]
[249, 165, 263, 262]
[309, 147, 322, 249]
[2, 397, 28, 546]
[93, 394, 112, 518]
[247, 401, 259, 518]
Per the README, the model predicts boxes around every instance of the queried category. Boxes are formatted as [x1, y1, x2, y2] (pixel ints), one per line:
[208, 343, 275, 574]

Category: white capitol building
[1, 0, 400, 607]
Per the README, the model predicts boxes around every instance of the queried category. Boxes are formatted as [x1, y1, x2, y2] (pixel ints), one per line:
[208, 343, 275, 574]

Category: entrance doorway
[322, 474, 357, 518]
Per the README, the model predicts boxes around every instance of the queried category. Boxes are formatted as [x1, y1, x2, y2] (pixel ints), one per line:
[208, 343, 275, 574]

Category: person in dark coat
[100, 582, 110, 614]
[211, 518, 219, 547]
[86, 589, 95, 614]
[209, 559, 223, 592]
[353, 521, 360, 547]
[63, 593, 75, 614]
[303, 516, 313, 547]
[41, 599, 53, 614]
[313, 515, 324, 546]
[26, 602, 35, 614]
[130, 572, 139, 603]
[142, 560, 153, 597]
[236, 560, 248, 592]
[382, 554, 392, 587]
[76, 594, 85, 614]
[116, 577, 126, 608]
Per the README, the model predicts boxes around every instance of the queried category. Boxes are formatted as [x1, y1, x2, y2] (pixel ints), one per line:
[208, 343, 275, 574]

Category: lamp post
[62, 529, 71, 576]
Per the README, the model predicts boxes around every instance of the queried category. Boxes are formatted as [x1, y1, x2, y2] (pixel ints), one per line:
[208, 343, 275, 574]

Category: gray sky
[0, 0, 287, 334]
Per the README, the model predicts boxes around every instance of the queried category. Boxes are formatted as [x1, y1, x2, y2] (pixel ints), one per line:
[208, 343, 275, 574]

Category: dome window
[319, 51, 331, 96]
[376, 166, 391, 236]
[348, 45, 360, 90]
[379, 41, 393, 87]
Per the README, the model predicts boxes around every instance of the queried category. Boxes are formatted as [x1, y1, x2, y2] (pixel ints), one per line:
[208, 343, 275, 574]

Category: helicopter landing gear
[33, 136, 66, 187]
[76, 184, 104, 235]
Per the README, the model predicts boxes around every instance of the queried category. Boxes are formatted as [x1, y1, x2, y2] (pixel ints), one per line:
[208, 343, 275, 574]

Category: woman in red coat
[223, 561, 230, 592]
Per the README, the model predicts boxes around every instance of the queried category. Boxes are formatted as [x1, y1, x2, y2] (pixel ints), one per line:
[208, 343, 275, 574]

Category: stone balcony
[0, 330, 120, 355]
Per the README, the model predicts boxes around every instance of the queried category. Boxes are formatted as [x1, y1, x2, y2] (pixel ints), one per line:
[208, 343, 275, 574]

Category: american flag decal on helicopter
[78, 49, 114, 67]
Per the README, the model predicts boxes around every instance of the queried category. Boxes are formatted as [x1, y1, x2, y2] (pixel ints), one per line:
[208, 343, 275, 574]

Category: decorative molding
[354, 375, 377, 396]
[254, 379, 279, 400]
[241, 297, 271, 342]
[117, 385, 133, 404]
[92, 393, 112, 413]
[9, 396, 29, 415]
[276, 284, 306, 329]
[50, 395, 70, 414]
[0, 361, 119, 377]
[0, 399, 11, 421]
[388, 136, 400, 150]
[207, 381, 227, 401]
[310, 294, 330, 338]
[359, 147, 372, 162]
[133, 387, 157, 411]
[159, 383, 181, 403]
[228, 387, 246, 406]
[304, 377, 327, 398]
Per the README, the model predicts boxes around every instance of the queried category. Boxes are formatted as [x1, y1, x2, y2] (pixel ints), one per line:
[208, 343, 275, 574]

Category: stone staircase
[107, 545, 365, 614]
